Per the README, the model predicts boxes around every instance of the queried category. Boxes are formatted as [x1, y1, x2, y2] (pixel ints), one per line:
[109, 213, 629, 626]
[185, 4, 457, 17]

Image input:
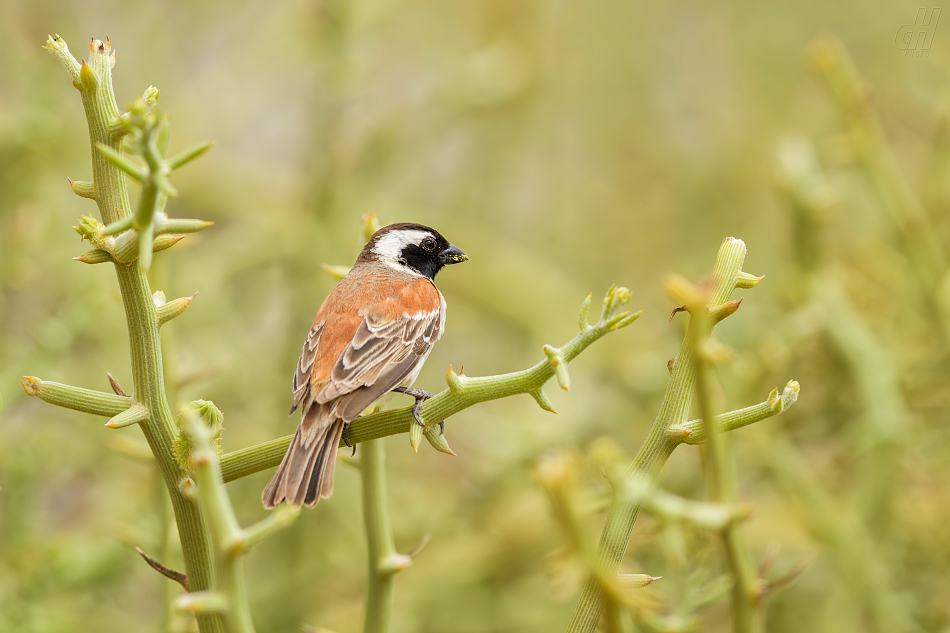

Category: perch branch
[219, 285, 643, 483]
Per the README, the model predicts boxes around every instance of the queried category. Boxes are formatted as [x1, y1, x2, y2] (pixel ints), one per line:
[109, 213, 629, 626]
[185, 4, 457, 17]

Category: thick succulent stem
[43, 34, 224, 633]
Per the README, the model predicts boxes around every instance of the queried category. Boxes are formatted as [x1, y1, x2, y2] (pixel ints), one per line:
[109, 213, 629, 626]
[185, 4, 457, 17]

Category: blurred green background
[2, 0, 950, 631]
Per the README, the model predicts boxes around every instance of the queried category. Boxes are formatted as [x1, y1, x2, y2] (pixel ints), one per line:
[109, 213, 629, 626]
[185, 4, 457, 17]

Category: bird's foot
[393, 387, 438, 428]
[341, 422, 357, 456]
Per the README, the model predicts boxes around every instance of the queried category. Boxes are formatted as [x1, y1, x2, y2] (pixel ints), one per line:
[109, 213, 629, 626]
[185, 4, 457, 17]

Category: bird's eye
[421, 238, 436, 251]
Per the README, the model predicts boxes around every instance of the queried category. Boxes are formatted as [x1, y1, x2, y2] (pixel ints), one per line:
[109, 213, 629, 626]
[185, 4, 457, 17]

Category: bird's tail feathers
[261, 404, 344, 508]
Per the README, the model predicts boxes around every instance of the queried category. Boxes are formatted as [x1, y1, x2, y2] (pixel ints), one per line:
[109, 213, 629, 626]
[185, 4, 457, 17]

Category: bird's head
[360, 223, 468, 280]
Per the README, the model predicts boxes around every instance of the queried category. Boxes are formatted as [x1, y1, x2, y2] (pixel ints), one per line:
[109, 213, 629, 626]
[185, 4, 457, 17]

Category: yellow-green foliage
[2, 2, 950, 633]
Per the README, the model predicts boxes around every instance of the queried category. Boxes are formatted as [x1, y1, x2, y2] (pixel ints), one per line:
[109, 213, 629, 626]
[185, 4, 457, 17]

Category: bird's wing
[291, 276, 444, 421]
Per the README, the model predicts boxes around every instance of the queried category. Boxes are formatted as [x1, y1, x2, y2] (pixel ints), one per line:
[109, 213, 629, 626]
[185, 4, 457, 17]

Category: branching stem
[42, 34, 224, 633]
[686, 282, 763, 632]
[219, 286, 643, 483]
[567, 238, 775, 633]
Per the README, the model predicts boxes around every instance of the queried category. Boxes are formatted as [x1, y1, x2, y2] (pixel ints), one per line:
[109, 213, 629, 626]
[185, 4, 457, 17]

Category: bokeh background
[2, 1, 950, 631]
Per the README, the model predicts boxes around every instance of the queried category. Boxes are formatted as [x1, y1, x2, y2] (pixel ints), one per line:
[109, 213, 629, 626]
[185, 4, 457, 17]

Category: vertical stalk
[361, 438, 398, 633]
[689, 298, 762, 633]
[46, 36, 224, 632]
[566, 239, 748, 633]
[184, 414, 257, 633]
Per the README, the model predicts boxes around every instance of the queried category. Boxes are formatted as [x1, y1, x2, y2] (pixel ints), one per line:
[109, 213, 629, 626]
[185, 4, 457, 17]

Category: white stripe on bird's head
[372, 230, 434, 267]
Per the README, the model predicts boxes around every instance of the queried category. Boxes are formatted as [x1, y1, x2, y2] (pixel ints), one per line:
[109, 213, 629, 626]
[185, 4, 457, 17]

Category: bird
[262, 223, 468, 508]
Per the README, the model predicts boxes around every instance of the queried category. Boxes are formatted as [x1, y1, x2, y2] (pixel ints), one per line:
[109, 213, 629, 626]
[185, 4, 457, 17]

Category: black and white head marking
[359, 222, 468, 280]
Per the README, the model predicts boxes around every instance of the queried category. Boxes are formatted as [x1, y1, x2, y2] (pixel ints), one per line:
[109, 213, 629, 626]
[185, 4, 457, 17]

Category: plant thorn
[20, 376, 41, 396]
[107, 372, 128, 397]
[543, 345, 571, 391]
[320, 264, 351, 281]
[424, 425, 456, 456]
[409, 420, 424, 452]
[445, 365, 465, 395]
[735, 271, 765, 289]
[405, 533, 432, 558]
[710, 298, 742, 325]
[578, 292, 592, 330]
[530, 388, 557, 413]
[136, 547, 188, 590]
[79, 58, 98, 91]
[68, 177, 96, 199]
[73, 249, 113, 264]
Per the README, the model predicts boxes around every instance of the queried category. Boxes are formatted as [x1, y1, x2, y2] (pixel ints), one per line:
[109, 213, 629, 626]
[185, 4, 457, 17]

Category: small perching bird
[262, 223, 468, 508]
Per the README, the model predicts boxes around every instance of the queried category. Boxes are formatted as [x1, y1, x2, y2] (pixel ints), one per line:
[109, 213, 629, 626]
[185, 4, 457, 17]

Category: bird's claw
[393, 387, 442, 429]
[342, 421, 357, 456]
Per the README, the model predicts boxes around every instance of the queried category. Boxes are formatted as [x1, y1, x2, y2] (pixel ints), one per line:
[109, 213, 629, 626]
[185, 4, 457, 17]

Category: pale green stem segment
[681, 278, 763, 632]
[360, 438, 413, 633]
[618, 475, 753, 533]
[42, 34, 223, 633]
[219, 285, 643, 483]
[535, 451, 648, 633]
[21, 376, 130, 416]
[567, 238, 759, 633]
[179, 410, 301, 633]
[668, 381, 800, 445]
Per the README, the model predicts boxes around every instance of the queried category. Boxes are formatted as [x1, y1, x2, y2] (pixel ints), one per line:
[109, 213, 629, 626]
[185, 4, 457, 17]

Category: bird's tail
[261, 406, 345, 508]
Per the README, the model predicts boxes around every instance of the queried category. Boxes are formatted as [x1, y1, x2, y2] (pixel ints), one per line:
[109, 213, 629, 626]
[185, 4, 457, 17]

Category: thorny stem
[180, 410, 300, 633]
[41, 34, 222, 632]
[567, 238, 765, 633]
[535, 451, 654, 633]
[685, 282, 763, 632]
[670, 381, 800, 445]
[219, 286, 644, 483]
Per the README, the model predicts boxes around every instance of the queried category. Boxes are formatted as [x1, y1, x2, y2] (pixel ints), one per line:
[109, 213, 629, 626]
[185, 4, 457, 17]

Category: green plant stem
[689, 293, 762, 633]
[44, 35, 225, 633]
[183, 416, 257, 633]
[671, 381, 800, 445]
[219, 288, 643, 482]
[618, 476, 752, 532]
[566, 238, 749, 633]
[361, 438, 403, 633]
[20, 377, 130, 416]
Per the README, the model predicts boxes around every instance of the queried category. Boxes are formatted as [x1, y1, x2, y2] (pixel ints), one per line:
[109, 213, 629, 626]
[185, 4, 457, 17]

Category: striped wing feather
[264, 275, 443, 508]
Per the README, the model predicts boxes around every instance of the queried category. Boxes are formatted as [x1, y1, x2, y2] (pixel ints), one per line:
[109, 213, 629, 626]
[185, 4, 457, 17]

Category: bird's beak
[439, 243, 469, 265]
